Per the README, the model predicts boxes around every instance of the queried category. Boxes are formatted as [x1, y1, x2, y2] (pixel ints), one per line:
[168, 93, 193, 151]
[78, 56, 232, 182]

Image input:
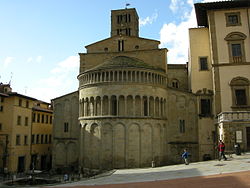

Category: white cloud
[26, 56, 42, 63]
[28, 55, 79, 102]
[36, 56, 42, 63]
[27, 57, 33, 63]
[160, 5, 197, 64]
[3, 57, 14, 68]
[51, 56, 79, 73]
[139, 12, 158, 27]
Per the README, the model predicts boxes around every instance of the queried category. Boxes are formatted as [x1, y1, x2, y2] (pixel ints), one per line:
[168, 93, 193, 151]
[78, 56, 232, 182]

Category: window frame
[230, 77, 250, 109]
[225, 12, 241, 27]
[225, 32, 246, 63]
[199, 56, 209, 71]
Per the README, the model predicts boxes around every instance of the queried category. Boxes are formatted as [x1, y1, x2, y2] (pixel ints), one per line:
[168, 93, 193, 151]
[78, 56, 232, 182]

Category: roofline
[8, 92, 37, 101]
[51, 90, 78, 101]
[195, 1, 250, 27]
[85, 36, 160, 48]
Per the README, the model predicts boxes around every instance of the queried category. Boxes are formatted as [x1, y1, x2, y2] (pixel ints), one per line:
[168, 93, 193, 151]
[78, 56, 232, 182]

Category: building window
[200, 99, 211, 117]
[32, 113, 36, 122]
[31, 134, 35, 144]
[16, 135, 21, 145]
[41, 134, 44, 144]
[143, 97, 148, 116]
[111, 96, 117, 115]
[172, 79, 179, 88]
[0, 123, 2, 131]
[199, 57, 208, 70]
[118, 40, 124, 51]
[0, 97, 4, 102]
[50, 116, 52, 124]
[64, 122, 69, 132]
[45, 135, 48, 144]
[49, 135, 52, 143]
[225, 32, 246, 63]
[24, 135, 28, 145]
[36, 134, 40, 144]
[46, 115, 48, 124]
[18, 99, 22, 106]
[179, 120, 185, 133]
[42, 114, 44, 123]
[0, 106, 3, 112]
[235, 89, 247, 105]
[25, 117, 28, 126]
[37, 113, 40, 123]
[17, 116, 21, 125]
[26, 101, 29, 108]
[225, 12, 241, 26]
[230, 77, 249, 108]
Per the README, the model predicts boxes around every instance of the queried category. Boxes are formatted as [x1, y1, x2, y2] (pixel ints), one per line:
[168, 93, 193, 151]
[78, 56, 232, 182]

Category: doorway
[18, 156, 25, 172]
[246, 127, 250, 151]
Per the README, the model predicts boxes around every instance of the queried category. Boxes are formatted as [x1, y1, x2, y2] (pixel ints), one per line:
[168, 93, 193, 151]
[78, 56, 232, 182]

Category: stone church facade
[52, 1, 250, 172]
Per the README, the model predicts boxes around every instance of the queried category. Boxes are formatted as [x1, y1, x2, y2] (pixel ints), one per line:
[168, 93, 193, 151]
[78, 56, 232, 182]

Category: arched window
[230, 77, 249, 108]
[224, 32, 246, 63]
[172, 79, 179, 89]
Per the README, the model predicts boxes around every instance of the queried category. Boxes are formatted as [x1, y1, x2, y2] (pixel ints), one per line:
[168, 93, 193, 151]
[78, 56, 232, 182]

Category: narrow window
[118, 40, 124, 51]
[0, 123, 2, 131]
[24, 135, 28, 145]
[199, 57, 208, 70]
[64, 122, 69, 132]
[111, 97, 117, 115]
[32, 113, 36, 122]
[179, 120, 185, 133]
[0, 106, 3, 112]
[16, 135, 20, 145]
[235, 89, 247, 105]
[45, 135, 48, 144]
[26, 101, 29, 108]
[37, 113, 40, 123]
[143, 97, 148, 116]
[18, 99, 22, 106]
[17, 116, 21, 125]
[200, 99, 211, 117]
[25, 117, 28, 126]
[36, 134, 40, 144]
[41, 134, 44, 144]
[50, 116, 52, 124]
[42, 114, 44, 123]
[49, 135, 52, 143]
[231, 44, 242, 57]
[46, 115, 48, 124]
[31, 134, 35, 144]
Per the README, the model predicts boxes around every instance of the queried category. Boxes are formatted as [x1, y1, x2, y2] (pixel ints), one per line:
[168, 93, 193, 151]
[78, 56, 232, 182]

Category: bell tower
[111, 8, 139, 37]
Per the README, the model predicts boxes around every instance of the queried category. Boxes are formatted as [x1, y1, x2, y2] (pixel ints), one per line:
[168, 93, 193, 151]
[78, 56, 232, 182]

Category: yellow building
[0, 83, 53, 173]
[189, 0, 250, 157]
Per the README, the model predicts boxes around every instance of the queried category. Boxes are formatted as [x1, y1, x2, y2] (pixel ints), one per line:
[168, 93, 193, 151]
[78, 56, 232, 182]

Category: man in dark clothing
[218, 140, 227, 161]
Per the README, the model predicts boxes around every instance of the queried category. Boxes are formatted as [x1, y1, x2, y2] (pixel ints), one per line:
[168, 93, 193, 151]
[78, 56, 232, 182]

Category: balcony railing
[218, 111, 250, 123]
[232, 56, 242, 63]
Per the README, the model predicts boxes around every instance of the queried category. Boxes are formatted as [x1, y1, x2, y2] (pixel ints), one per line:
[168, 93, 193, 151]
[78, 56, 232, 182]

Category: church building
[52, 0, 250, 172]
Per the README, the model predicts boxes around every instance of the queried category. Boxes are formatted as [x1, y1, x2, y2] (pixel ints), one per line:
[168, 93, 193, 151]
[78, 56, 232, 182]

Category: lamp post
[0, 134, 9, 174]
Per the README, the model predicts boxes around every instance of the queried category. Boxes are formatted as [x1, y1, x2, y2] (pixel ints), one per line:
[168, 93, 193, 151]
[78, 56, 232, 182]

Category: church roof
[87, 56, 165, 72]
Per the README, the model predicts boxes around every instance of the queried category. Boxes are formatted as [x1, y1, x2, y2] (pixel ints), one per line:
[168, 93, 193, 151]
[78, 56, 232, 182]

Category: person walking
[218, 140, 227, 161]
[182, 149, 190, 165]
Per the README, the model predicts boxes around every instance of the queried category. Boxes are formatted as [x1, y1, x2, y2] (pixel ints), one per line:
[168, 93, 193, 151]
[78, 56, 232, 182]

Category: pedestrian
[182, 149, 190, 165]
[218, 140, 227, 161]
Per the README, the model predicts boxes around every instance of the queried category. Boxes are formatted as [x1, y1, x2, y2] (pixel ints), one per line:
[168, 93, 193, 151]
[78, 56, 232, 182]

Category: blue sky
[0, 0, 214, 102]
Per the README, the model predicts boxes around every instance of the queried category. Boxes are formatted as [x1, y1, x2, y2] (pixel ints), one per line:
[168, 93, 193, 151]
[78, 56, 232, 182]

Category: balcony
[218, 111, 250, 123]
[232, 56, 242, 63]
